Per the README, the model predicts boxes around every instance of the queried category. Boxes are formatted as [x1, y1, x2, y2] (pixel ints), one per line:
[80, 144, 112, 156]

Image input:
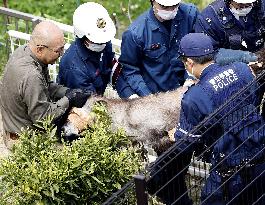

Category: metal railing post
[134, 174, 148, 205]
[32, 18, 41, 29]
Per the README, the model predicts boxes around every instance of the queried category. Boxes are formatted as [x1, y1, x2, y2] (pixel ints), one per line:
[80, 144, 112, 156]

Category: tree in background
[5, 0, 213, 38]
[3, 0, 8, 8]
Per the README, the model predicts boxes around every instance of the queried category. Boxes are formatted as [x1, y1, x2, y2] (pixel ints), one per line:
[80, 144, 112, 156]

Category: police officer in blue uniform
[175, 33, 265, 204]
[58, 2, 134, 98]
[118, 0, 199, 98]
[195, 0, 265, 52]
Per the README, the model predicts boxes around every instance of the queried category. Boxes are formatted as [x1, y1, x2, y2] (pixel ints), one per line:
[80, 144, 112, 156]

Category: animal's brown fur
[66, 86, 188, 150]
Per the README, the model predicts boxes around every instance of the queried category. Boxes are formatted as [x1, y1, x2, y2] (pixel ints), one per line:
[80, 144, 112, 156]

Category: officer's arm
[215, 48, 257, 66]
[119, 30, 152, 96]
[170, 57, 187, 85]
[48, 82, 68, 101]
[61, 68, 96, 92]
[174, 109, 199, 152]
[174, 87, 214, 151]
[194, 8, 225, 49]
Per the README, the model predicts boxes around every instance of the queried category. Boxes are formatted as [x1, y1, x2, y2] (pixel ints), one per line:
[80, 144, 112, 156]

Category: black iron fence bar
[101, 180, 134, 205]
[226, 156, 265, 205]
[252, 193, 265, 205]
[147, 74, 262, 179]
[177, 90, 265, 201]
[151, 100, 264, 203]
[185, 124, 265, 202]
[195, 101, 261, 162]
[134, 175, 148, 205]
[188, 80, 265, 165]
[145, 72, 264, 200]
[186, 71, 265, 141]
[182, 77, 265, 203]
[200, 126, 265, 204]
[102, 70, 265, 204]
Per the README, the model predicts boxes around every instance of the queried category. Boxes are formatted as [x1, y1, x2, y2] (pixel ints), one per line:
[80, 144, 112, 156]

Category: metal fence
[103, 71, 265, 205]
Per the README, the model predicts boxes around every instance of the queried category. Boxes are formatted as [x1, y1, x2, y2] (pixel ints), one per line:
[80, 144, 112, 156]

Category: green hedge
[0, 104, 143, 205]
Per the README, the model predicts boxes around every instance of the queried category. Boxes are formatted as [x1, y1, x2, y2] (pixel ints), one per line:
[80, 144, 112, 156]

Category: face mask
[156, 7, 178, 21]
[230, 6, 252, 20]
[186, 63, 197, 79]
[187, 71, 196, 79]
[85, 42, 106, 52]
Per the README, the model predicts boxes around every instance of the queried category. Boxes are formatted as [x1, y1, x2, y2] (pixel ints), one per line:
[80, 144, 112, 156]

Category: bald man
[0, 21, 91, 149]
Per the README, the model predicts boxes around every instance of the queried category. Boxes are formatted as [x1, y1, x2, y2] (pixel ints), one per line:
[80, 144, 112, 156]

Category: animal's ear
[252, 48, 265, 75]
[153, 137, 174, 155]
[255, 47, 265, 62]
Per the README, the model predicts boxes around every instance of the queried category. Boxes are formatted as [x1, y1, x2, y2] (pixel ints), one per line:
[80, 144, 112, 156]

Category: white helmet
[233, 0, 256, 3]
[155, 0, 181, 6]
[73, 2, 116, 44]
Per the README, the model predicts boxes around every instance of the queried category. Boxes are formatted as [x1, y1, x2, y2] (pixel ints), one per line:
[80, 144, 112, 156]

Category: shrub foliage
[0, 104, 142, 205]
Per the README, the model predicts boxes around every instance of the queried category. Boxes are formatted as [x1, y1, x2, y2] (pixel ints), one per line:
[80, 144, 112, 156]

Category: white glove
[183, 79, 196, 87]
[129, 94, 139, 99]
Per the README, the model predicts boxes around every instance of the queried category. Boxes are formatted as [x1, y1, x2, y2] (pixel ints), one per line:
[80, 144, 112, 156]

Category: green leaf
[0, 106, 142, 204]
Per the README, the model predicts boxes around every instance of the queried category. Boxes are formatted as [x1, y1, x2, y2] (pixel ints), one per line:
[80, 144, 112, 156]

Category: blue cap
[179, 33, 215, 57]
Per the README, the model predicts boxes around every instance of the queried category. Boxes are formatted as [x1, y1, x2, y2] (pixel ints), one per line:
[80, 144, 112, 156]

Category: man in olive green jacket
[0, 21, 91, 149]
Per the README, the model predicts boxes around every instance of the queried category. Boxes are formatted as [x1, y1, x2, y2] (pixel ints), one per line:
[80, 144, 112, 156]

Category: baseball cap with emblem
[179, 33, 215, 57]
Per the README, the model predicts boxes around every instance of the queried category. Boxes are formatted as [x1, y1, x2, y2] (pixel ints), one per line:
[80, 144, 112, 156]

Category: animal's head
[251, 48, 265, 75]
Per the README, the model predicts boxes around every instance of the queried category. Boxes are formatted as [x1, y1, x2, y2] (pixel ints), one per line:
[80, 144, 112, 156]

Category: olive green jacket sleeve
[49, 82, 68, 101]
[21, 69, 69, 124]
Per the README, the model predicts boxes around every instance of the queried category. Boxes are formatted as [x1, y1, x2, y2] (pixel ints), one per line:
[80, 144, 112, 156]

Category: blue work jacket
[195, 0, 265, 52]
[175, 62, 265, 167]
[118, 3, 199, 97]
[58, 38, 113, 95]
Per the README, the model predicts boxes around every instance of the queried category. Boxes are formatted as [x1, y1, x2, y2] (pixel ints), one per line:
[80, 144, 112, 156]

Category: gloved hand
[128, 94, 139, 99]
[65, 88, 93, 108]
[183, 79, 197, 87]
[215, 48, 257, 66]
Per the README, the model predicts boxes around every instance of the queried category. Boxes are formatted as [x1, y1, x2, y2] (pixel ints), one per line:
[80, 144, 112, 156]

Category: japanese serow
[63, 86, 188, 151]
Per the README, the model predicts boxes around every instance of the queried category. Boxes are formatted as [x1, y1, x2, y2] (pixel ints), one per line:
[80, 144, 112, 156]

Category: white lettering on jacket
[209, 69, 239, 92]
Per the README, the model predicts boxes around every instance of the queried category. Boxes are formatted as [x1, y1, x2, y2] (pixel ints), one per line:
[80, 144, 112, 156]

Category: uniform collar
[199, 63, 216, 79]
[75, 38, 101, 61]
[148, 4, 183, 32]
